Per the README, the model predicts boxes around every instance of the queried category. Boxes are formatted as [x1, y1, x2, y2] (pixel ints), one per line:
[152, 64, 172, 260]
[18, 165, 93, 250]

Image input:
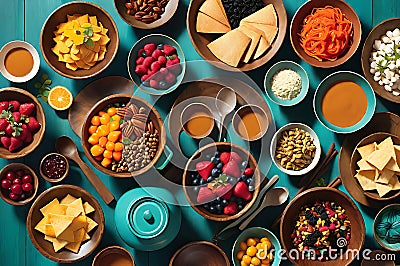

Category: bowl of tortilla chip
[40, 2, 119, 79]
[350, 133, 400, 201]
[27, 185, 105, 263]
[187, 0, 287, 71]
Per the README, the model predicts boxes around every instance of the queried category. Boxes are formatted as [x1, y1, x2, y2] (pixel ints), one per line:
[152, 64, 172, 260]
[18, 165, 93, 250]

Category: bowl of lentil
[81, 94, 168, 178]
[270, 123, 321, 176]
[280, 187, 365, 266]
[264, 61, 309, 106]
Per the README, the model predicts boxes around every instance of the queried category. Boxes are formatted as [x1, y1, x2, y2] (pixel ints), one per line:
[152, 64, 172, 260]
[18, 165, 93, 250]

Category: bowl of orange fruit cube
[81, 94, 167, 178]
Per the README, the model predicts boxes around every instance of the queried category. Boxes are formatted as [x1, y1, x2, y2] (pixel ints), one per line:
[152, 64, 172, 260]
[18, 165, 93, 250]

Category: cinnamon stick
[328, 176, 342, 188]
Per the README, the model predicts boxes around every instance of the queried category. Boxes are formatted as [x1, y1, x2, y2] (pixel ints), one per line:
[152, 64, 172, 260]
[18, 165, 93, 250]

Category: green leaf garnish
[122, 137, 132, 145]
[85, 38, 94, 48]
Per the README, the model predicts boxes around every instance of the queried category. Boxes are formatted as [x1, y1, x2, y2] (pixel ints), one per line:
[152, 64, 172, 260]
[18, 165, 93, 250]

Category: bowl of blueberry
[0, 163, 38, 206]
[183, 142, 261, 221]
[127, 34, 186, 96]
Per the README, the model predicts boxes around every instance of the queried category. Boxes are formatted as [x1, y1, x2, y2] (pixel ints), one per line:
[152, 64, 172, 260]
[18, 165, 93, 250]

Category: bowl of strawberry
[0, 87, 45, 159]
[128, 34, 185, 95]
[0, 163, 38, 206]
[183, 142, 261, 221]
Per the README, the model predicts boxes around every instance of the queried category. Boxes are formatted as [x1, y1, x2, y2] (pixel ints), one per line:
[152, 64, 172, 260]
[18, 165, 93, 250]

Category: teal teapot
[115, 187, 181, 251]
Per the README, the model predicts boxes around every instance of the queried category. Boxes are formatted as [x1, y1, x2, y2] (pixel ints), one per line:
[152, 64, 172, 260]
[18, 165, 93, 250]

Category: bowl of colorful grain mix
[280, 187, 365, 266]
[270, 123, 321, 176]
[264, 61, 309, 106]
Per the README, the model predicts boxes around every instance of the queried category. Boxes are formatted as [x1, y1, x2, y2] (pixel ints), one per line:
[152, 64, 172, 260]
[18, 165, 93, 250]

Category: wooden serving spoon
[55, 136, 115, 205]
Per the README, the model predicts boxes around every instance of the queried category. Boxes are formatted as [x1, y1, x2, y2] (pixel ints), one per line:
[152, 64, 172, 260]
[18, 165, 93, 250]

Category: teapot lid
[129, 197, 169, 239]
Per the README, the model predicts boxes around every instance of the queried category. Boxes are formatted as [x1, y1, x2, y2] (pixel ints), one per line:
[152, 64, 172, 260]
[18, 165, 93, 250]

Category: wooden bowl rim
[0, 87, 46, 159]
[373, 203, 400, 252]
[26, 184, 105, 263]
[182, 142, 261, 222]
[39, 152, 70, 183]
[40, 1, 119, 79]
[0, 163, 39, 206]
[113, 0, 179, 29]
[280, 187, 366, 265]
[169, 241, 230, 266]
[92, 245, 135, 266]
[361, 18, 400, 104]
[290, 0, 362, 68]
[81, 93, 167, 178]
[186, 0, 288, 72]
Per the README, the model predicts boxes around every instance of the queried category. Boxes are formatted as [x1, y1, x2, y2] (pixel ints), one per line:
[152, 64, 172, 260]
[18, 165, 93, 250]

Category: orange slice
[48, 86, 73, 111]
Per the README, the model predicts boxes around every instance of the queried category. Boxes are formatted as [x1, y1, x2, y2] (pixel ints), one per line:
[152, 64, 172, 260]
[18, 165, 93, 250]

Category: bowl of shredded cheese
[264, 61, 309, 106]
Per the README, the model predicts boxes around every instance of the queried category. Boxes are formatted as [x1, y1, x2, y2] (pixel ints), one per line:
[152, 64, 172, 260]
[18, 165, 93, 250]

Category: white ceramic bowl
[270, 123, 321, 176]
[0, 41, 40, 83]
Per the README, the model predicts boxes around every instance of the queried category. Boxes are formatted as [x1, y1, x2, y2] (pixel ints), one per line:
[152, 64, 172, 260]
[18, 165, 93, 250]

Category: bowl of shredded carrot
[290, 0, 361, 68]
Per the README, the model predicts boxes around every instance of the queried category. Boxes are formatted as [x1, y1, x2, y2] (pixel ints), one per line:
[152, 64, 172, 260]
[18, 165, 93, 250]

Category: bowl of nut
[114, 0, 179, 29]
[81, 94, 169, 178]
[270, 123, 321, 176]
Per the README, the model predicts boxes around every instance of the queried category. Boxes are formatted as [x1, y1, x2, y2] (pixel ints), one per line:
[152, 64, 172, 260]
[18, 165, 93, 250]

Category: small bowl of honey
[0, 41, 40, 83]
[180, 102, 215, 139]
[92, 246, 134, 266]
[232, 104, 269, 141]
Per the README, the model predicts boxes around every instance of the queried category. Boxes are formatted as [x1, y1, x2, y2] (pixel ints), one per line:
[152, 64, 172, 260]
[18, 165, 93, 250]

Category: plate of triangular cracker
[187, 0, 287, 71]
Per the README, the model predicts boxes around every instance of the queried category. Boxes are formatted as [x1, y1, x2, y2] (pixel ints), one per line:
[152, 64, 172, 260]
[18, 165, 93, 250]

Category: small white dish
[0, 40, 40, 83]
[270, 123, 321, 176]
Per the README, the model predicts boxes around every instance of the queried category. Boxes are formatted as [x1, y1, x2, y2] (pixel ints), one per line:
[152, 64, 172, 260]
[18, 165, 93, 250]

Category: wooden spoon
[55, 136, 115, 205]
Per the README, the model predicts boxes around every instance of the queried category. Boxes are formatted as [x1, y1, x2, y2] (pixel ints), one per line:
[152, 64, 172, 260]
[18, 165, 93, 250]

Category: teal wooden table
[0, 0, 399, 265]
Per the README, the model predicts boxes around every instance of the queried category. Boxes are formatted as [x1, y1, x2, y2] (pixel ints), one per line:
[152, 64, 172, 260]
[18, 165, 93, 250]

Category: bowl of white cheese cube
[361, 18, 400, 104]
[264, 60, 309, 106]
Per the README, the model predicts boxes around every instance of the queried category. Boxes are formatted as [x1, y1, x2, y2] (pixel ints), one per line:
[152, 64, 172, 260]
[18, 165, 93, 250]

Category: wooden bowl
[290, 0, 361, 68]
[39, 153, 70, 183]
[40, 2, 119, 79]
[280, 187, 365, 266]
[350, 132, 400, 201]
[361, 18, 400, 104]
[169, 241, 229, 266]
[0, 87, 46, 159]
[0, 163, 39, 206]
[114, 0, 179, 29]
[186, 0, 287, 71]
[27, 185, 105, 263]
[81, 94, 166, 178]
[373, 204, 400, 252]
[92, 246, 135, 266]
[182, 142, 260, 222]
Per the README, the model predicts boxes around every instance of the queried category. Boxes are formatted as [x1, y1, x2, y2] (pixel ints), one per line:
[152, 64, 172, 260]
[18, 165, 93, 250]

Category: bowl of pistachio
[270, 123, 321, 176]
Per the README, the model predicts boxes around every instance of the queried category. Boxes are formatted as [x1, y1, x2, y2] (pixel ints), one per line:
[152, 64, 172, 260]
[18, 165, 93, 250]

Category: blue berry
[216, 204, 223, 211]
[142, 80, 150, 87]
[191, 174, 196, 180]
[199, 179, 206, 185]
[157, 43, 164, 50]
[192, 178, 199, 185]
[245, 178, 252, 185]
[248, 185, 255, 192]
[211, 157, 220, 164]
[203, 203, 210, 210]
[240, 174, 247, 181]
[222, 199, 228, 206]
[215, 197, 222, 203]
[207, 176, 214, 183]
[230, 196, 238, 202]
[241, 161, 248, 168]
[211, 168, 219, 177]
[141, 51, 147, 57]
[237, 198, 244, 205]
[214, 151, 220, 157]
[217, 163, 223, 169]
[209, 206, 216, 213]
[238, 204, 243, 210]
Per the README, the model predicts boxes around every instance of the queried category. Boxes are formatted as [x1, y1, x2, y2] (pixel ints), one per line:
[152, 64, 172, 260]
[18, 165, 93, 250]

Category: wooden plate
[186, 0, 287, 71]
[168, 78, 274, 153]
[68, 76, 134, 138]
[339, 112, 400, 208]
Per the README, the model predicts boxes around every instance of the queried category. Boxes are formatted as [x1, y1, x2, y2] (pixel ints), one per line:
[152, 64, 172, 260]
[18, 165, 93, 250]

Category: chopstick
[271, 143, 338, 228]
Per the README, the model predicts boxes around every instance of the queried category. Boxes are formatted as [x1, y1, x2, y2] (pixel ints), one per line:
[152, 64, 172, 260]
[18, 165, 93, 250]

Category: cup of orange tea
[0, 41, 40, 83]
[232, 104, 269, 141]
[181, 103, 214, 139]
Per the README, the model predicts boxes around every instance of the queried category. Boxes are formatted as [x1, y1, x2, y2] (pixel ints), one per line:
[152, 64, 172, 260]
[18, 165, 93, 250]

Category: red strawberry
[136, 56, 145, 65]
[141, 74, 150, 82]
[165, 73, 176, 84]
[197, 187, 214, 204]
[233, 181, 252, 201]
[144, 43, 156, 55]
[171, 57, 180, 65]
[221, 189, 232, 200]
[9, 100, 20, 111]
[223, 201, 238, 215]
[0, 101, 9, 112]
[152, 49, 164, 59]
[220, 152, 231, 164]
[222, 161, 241, 178]
[24, 128, 32, 143]
[18, 124, 28, 141]
[163, 44, 177, 56]
[166, 60, 175, 67]
[196, 161, 214, 180]
[27, 117, 40, 132]
[168, 64, 182, 75]
[19, 103, 35, 117]
[147, 69, 156, 79]
[158, 55, 167, 66]
[12, 112, 21, 123]
[244, 168, 254, 176]
[151, 61, 161, 72]
[149, 79, 159, 89]
[160, 67, 169, 75]
[214, 183, 233, 198]
[5, 124, 13, 136]
[230, 152, 242, 164]
[143, 56, 155, 68]
[0, 118, 8, 131]
[1, 136, 11, 149]
[152, 72, 165, 83]
[9, 137, 23, 152]
[135, 65, 147, 76]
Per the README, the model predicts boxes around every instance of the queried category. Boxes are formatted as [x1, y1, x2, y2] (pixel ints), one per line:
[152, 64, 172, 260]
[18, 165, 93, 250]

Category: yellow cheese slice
[68, 216, 88, 232]
[355, 170, 376, 191]
[241, 4, 277, 26]
[66, 206, 83, 218]
[215, 0, 229, 23]
[390, 175, 400, 190]
[238, 25, 262, 63]
[357, 158, 375, 171]
[199, 0, 230, 27]
[83, 202, 95, 214]
[377, 136, 396, 159]
[34, 217, 48, 234]
[49, 214, 75, 237]
[60, 194, 77, 205]
[57, 227, 76, 242]
[44, 235, 69, 252]
[376, 168, 395, 184]
[243, 23, 278, 45]
[65, 228, 86, 253]
[68, 198, 85, 214]
[44, 224, 56, 238]
[357, 142, 377, 159]
[196, 12, 230, 34]
[385, 158, 400, 172]
[376, 182, 393, 197]
[238, 23, 269, 59]
[86, 217, 98, 233]
[40, 199, 66, 216]
[366, 149, 392, 171]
